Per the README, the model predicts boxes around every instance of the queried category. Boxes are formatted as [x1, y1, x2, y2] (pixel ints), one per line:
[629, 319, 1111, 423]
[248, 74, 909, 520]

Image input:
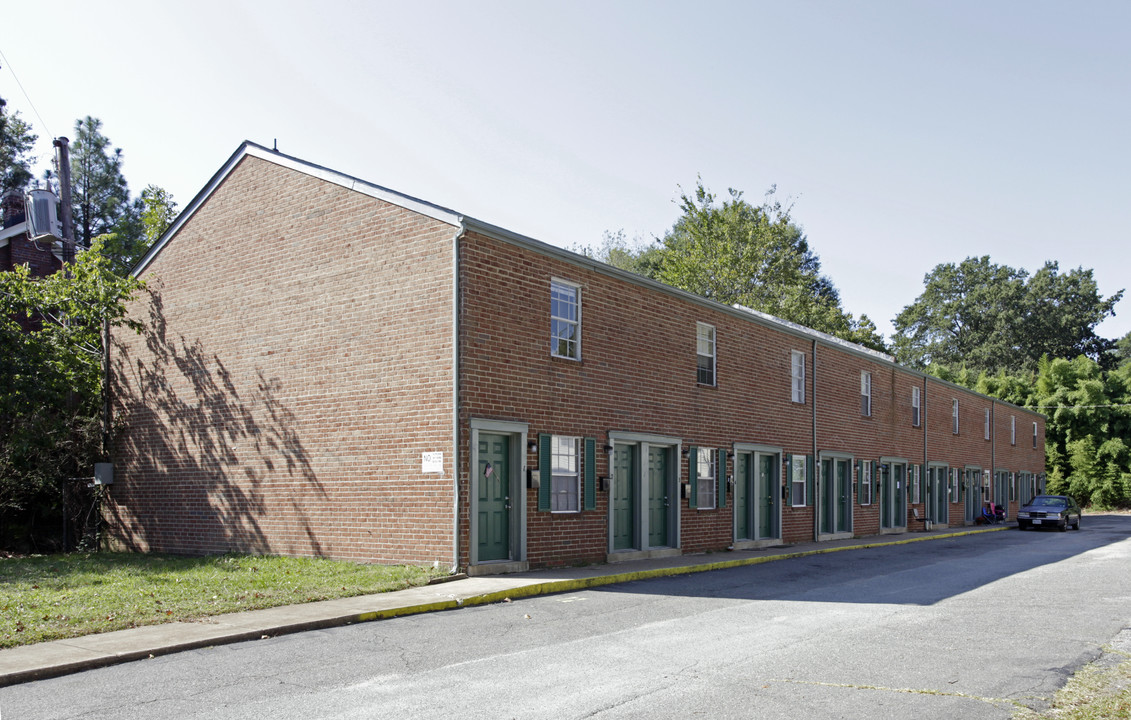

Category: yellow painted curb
[390, 526, 1010, 615]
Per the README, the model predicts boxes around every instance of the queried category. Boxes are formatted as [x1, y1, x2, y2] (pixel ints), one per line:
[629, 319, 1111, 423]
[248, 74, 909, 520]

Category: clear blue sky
[3, 1, 1128, 342]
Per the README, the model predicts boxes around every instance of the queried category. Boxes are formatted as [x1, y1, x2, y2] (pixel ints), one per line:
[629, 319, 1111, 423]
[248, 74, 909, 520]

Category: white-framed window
[1010, 472, 1017, 501]
[911, 386, 921, 427]
[952, 399, 960, 434]
[1033, 421, 1038, 449]
[696, 447, 717, 509]
[949, 468, 959, 501]
[861, 371, 872, 417]
[697, 323, 716, 386]
[911, 465, 921, 505]
[1010, 415, 1016, 445]
[791, 350, 806, 404]
[550, 436, 580, 512]
[550, 280, 580, 360]
[984, 408, 991, 440]
[860, 461, 873, 505]
[791, 455, 807, 507]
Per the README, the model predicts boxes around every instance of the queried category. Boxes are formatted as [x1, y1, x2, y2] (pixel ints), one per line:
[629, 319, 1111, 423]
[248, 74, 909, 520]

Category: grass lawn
[0, 552, 447, 649]
[1014, 645, 1131, 719]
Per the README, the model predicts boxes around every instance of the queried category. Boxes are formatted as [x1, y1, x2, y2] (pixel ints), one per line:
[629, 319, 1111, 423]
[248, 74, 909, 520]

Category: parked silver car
[1017, 495, 1082, 532]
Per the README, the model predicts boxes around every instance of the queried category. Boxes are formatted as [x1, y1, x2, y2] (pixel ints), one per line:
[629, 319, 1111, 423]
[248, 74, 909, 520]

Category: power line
[0, 47, 54, 140]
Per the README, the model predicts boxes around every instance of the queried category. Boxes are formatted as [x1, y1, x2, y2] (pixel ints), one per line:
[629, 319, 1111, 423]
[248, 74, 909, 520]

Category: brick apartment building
[106, 142, 1046, 574]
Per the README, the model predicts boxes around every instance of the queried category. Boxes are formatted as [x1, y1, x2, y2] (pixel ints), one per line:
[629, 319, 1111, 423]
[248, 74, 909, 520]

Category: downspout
[922, 376, 928, 468]
[990, 400, 996, 506]
[451, 223, 464, 574]
[812, 339, 819, 543]
[922, 375, 928, 515]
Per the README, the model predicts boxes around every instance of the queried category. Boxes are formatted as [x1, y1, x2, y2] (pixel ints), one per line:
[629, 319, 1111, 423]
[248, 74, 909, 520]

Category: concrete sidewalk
[0, 525, 1008, 687]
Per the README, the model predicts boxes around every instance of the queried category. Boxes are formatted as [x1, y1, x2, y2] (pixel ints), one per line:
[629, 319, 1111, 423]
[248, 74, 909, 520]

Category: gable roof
[135, 141, 1041, 417]
[132, 141, 464, 275]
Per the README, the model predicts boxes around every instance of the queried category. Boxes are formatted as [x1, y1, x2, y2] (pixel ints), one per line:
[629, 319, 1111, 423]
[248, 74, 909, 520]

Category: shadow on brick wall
[106, 289, 326, 556]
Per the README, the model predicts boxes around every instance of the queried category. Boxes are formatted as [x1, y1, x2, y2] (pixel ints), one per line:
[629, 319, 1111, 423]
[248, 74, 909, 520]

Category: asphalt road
[3, 516, 1129, 719]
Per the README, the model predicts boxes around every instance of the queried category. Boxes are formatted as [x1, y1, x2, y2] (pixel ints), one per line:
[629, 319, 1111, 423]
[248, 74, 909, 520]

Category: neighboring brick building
[106, 142, 1046, 573]
[1, 190, 63, 277]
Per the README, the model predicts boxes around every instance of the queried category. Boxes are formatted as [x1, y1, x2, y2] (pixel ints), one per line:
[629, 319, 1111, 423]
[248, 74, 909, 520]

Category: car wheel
[1073, 516, 1081, 530]
[1059, 520, 1068, 532]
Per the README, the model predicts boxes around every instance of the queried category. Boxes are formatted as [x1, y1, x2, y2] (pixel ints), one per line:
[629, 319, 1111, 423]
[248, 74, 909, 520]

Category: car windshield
[1030, 497, 1066, 508]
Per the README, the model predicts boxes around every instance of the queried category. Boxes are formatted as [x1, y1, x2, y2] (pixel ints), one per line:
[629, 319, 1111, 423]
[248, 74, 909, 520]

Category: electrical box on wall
[94, 463, 114, 485]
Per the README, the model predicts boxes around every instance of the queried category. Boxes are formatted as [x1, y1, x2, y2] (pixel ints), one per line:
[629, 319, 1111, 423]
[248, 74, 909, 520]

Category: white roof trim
[132, 141, 461, 276]
[1, 221, 27, 243]
[732, 304, 896, 363]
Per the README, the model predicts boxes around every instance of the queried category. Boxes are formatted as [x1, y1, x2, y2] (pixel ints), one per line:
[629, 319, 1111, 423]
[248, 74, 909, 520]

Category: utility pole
[53, 137, 76, 261]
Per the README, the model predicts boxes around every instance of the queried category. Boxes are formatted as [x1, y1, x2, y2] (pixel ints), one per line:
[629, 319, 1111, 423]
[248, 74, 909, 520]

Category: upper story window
[696, 448, 717, 509]
[1010, 415, 1016, 445]
[791, 350, 806, 403]
[984, 408, 991, 440]
[952, 399, 960, 434]
[550, 280, 580, 360]
[696, 323, 716, 386]
[860, 371, 872, 417]
[1033, 421, 1038, 449]
[911, 386, 921, 427]
[550, 435, 580, 512]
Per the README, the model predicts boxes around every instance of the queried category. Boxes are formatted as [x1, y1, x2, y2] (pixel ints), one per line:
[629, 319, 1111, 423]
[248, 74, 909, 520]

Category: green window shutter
[871, 461, 878, 494]
[688, 445, 698, 509]
[806, 454, 814, 506]
[718, 447, 728, 508]
[538, 434, 551, 511]
[583, 438, 596, 511]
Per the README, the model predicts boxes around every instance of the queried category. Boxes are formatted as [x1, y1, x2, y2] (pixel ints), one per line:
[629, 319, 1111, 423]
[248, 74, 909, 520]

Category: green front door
[965, 469, 980, 523]
[880, 465, 892, 528]
[648, 446, 670, 547]
[835, 459, 850, 532]
[758, 454, 776, 540]
[930, 468, 948, 524]
[820, 459, 834, 534]
[477, 433, 510, 562]
[893, 464, 907, 527]
[925, 467, 937, 522]
[613, 446, 637, 551]
[735, 453, 751, 541]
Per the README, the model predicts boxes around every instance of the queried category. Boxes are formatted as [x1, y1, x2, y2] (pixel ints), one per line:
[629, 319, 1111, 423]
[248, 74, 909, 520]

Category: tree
[572, 230, 662, 278]
[0, 93, 37, 194]
[1113, 330, 1131, 368]
[1032, 356, 1131, 508]
[893, 257, 1122, 375]
[69, 117, 144, 272]
[139, 184, 178, 245]
[0, 236, 145, 549]
[653, 179, 885, 352]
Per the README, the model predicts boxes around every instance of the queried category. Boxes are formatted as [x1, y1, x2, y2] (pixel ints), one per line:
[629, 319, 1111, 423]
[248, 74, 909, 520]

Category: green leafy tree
[1034, 356, 1131, 508]
[0, 93, 37, 194]
[653, 180, 885, 352]
[1114, 330, 1131, 368]
[139, 184, 177, 245]
[572, 230, 662, 278]
[0, 236, 145, 548]
[893, 257, 1122, 375]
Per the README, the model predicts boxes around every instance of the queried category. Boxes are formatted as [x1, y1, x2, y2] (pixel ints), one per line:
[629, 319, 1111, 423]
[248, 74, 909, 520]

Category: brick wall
[458, 231, 1046, 567]
[108, 155, 457, 565]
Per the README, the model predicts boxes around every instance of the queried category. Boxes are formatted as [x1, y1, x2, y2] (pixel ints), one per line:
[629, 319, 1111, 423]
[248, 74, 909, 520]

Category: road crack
[767, 678, 1031, 711]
